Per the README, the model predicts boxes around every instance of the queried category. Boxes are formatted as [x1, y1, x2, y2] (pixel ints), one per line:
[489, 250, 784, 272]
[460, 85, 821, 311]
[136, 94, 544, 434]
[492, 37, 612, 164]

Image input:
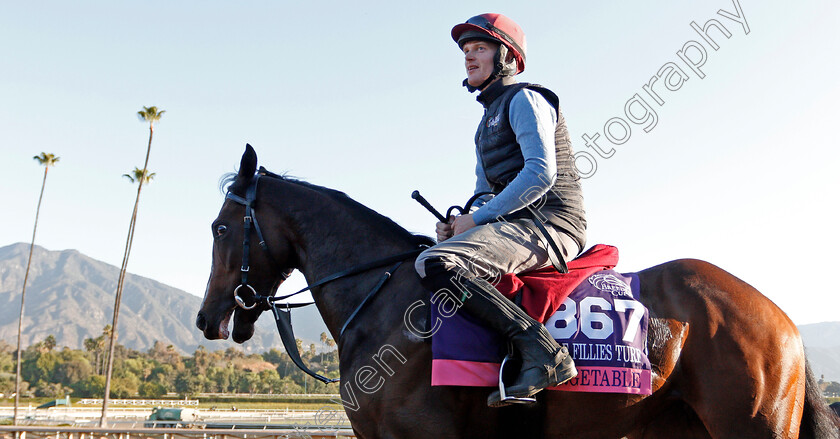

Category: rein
[225, 172, 425, 384]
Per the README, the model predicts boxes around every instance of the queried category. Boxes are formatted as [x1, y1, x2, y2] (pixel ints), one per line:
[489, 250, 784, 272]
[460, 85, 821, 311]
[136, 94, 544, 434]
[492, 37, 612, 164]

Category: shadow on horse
[196, 145, 840, 438]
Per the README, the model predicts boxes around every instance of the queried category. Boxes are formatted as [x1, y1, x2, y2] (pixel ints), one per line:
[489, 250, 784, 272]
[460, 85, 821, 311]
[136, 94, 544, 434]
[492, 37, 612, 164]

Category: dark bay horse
[197, 146, 840, 438]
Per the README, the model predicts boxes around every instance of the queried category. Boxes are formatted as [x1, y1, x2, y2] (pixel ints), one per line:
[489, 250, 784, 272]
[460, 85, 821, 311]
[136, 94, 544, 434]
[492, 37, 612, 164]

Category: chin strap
[463, 76, 495, 93]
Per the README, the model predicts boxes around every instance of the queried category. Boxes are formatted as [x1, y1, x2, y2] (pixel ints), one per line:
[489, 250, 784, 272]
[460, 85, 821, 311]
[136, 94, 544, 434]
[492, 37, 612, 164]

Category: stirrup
[495, 355, 537, 406]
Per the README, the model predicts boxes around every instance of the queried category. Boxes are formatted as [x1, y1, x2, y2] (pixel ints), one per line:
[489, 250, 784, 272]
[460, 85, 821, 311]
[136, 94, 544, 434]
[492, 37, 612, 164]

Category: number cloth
[430, 244, 653, 395]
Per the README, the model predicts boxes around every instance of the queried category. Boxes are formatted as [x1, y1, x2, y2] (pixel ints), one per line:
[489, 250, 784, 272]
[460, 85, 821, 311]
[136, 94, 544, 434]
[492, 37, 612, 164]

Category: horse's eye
[215, 224, 228, 237]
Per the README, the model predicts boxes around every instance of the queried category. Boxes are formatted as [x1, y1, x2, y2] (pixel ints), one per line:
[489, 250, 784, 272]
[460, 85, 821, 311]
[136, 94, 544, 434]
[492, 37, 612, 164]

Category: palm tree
[43, 335, 56, 352]
[100, 106, 163, 427]
[14, 152, 59, 425]
[122, 167, 157, 184]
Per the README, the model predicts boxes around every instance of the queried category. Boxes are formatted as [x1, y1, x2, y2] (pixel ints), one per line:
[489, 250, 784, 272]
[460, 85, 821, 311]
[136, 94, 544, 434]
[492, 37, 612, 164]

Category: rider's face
[463, 40, 498, 89]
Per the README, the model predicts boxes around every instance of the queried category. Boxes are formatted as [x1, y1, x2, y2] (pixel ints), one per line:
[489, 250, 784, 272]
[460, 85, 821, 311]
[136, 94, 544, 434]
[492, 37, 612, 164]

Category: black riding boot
[421, 264, 577, 407]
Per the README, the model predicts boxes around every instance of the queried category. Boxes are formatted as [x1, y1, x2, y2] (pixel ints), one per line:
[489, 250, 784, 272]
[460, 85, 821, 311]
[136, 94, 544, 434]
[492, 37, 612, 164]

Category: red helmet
[451, 13, 527, 74]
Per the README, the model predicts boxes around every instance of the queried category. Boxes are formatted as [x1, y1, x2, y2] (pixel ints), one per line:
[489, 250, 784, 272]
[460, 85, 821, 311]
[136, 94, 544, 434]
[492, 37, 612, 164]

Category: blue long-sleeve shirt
[471, 88, 558, 225]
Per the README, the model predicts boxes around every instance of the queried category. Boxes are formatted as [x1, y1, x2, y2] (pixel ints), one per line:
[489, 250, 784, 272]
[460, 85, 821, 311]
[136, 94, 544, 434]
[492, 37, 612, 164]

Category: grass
[196, 401, 344, 410]
[0, 397, 344, 411]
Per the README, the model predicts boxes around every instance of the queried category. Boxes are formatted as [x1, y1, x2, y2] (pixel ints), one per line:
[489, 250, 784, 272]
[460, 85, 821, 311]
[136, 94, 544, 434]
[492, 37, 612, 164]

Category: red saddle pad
[496, 244, 619, 323]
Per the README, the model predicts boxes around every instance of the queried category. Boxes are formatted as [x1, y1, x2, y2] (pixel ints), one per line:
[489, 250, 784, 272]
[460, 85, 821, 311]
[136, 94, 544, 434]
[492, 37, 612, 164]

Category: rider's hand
[452, 214, 476, 236]
[436, 216, 455, 242]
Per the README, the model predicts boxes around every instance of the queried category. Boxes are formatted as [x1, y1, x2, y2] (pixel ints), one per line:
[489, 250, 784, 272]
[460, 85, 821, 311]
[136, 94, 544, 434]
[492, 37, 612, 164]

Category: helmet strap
[463, 76, 496, 93]
[495, 45, 518, 77]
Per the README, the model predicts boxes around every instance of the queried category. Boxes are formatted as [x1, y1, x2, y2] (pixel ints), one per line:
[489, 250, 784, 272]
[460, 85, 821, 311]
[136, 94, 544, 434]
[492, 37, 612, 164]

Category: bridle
[222, 170, 425, 383]
[224, 173, 293, 311]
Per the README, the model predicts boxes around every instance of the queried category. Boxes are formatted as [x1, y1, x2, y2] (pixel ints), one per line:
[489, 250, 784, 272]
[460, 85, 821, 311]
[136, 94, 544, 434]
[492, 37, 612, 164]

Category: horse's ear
[238, 144, 258, 181]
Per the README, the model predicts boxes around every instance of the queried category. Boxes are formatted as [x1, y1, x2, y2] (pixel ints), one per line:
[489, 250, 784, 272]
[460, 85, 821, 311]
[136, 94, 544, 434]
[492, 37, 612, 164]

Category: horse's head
[196, 145, 296, 343]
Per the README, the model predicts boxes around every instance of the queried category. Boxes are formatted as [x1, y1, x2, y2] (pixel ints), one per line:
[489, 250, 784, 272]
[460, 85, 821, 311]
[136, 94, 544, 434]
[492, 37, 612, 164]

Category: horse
[197, 145, 840, 439]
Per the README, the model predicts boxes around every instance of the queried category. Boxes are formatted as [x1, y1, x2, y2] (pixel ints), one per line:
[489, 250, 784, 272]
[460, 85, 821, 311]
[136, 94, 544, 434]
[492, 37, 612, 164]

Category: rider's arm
[472, 89, 558, 225]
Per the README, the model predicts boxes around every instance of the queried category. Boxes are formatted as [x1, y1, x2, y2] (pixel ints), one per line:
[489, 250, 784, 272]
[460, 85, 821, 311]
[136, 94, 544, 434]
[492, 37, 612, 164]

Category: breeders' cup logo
[486, 114, 501, 127]
[589, 273, 633, 298]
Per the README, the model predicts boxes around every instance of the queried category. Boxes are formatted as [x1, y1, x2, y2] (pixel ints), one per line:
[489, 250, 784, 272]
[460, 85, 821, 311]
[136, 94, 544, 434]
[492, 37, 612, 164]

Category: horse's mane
[220, 171, 434, 247]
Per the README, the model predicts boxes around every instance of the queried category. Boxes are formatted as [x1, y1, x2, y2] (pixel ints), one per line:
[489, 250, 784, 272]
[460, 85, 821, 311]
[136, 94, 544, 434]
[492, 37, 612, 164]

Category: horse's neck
[295, 209, 414, 291]
[276, 181, 423, 339]
[302, 228, 423, 344]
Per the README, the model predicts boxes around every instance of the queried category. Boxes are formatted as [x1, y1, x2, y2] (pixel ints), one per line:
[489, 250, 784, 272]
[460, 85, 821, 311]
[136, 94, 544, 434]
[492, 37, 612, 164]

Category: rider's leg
[415, 219, 579, 407]
[421, 260, 576, 406]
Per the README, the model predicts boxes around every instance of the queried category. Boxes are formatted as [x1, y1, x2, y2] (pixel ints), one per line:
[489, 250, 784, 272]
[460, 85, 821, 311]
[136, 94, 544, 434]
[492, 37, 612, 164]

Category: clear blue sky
[1, 0, 838, 329]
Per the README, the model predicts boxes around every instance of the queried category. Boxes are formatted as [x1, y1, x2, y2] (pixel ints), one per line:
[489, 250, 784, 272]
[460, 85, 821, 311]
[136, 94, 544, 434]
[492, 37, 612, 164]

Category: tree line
[0, 329, 339, 399]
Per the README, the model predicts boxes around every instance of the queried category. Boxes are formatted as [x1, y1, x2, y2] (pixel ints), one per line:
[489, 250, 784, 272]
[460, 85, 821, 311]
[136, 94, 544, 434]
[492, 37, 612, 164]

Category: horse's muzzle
[195, 308, 233, 340]
[195, 311, 207, 331]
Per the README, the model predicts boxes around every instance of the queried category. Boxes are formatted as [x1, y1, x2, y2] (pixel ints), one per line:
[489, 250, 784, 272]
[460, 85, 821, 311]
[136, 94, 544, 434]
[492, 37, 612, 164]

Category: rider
[415, 13, 586, 407]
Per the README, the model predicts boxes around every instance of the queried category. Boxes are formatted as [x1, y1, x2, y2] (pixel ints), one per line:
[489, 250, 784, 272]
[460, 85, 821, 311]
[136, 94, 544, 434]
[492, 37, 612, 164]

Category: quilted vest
[475, 79, 586, 249]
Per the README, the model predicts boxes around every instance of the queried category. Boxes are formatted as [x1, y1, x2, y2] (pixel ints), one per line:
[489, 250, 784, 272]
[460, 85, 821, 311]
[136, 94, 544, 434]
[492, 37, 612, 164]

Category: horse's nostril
[196, 312, 207, 331]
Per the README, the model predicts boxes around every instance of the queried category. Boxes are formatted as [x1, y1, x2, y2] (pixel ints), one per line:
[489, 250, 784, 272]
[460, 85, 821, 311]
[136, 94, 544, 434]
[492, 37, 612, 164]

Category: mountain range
[796, 322, 840, 383]
[0, 243, 327, 354]
[1, 243, 839, 382]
